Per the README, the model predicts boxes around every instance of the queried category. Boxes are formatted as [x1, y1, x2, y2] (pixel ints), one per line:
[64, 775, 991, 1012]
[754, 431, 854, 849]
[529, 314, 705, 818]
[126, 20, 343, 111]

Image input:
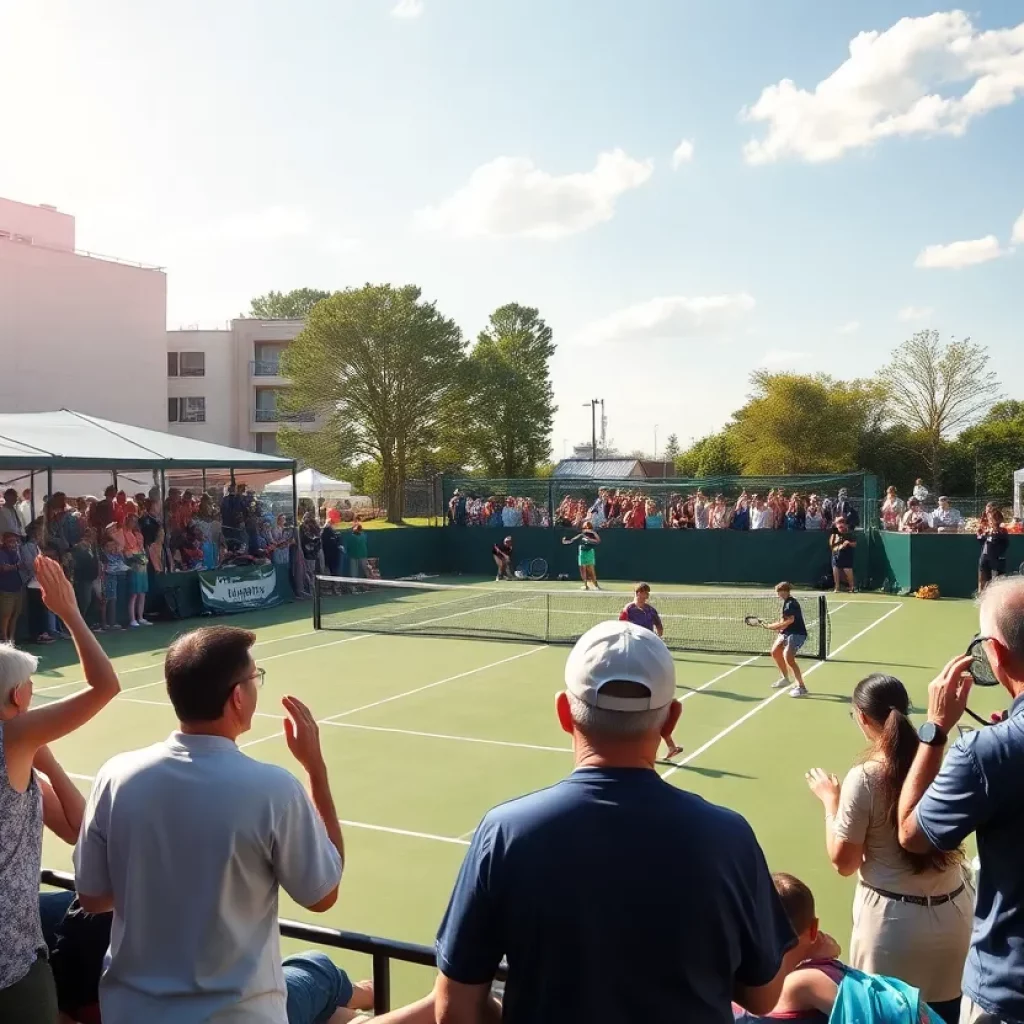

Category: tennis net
[313, 577, 831, 659]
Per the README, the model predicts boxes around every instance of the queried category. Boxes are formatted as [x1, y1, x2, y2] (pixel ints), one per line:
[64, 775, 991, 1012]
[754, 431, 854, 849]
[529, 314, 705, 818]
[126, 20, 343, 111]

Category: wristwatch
[918, 721, 947, 747]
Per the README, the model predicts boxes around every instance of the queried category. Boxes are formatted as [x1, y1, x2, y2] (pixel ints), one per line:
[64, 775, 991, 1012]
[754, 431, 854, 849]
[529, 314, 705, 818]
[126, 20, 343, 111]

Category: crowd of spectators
[2, 565, 1023, 1023]
[450, 487, 863, 532]
[0, 484, 297, 641]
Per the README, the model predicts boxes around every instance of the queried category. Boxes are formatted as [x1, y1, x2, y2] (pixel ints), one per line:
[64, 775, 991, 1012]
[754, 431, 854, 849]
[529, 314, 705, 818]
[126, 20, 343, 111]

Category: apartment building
[167, 318, 319, 455]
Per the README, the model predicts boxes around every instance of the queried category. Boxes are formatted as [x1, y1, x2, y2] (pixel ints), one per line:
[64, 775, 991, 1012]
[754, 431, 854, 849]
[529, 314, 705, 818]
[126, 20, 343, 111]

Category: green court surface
[35, 579, 1001, 1007]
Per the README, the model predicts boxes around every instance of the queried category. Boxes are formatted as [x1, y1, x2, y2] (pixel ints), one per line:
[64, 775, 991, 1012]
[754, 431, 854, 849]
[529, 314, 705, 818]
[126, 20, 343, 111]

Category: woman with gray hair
[0, 555, 121, 1021]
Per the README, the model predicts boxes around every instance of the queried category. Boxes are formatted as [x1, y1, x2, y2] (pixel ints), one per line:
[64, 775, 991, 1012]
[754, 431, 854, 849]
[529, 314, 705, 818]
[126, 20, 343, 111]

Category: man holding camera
[897, 577, 1024, 1024]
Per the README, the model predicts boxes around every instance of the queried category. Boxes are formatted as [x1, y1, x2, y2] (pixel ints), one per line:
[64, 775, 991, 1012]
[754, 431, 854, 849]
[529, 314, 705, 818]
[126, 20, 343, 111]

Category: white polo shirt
[74, 732, 343, 1024]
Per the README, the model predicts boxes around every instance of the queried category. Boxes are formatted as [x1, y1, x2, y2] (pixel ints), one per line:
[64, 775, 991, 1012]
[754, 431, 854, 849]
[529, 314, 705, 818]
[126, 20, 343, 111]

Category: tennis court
[33, 577, 1001, 1006]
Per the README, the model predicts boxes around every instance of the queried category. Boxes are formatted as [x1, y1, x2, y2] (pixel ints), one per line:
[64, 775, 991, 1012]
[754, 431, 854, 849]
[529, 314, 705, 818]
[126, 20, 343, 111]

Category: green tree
[950, 403, 1024, 496]
[462, 304, 557, 477]
[663, 433, 681, 462]
[730, 372, 885, 475]
[280, 284, 465, 521]
[675, 431, 741, 478]
[248, 288, 332, 319]
[878, 331, 1000, 487]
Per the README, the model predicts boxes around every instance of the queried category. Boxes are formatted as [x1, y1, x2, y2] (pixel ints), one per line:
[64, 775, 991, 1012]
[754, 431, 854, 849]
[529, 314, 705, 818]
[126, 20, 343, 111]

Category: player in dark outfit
[619, 583, 684, 760]
[492, 536, 514, 581]
[977, 507, 1009, 593]
[768, 582, 809, 698]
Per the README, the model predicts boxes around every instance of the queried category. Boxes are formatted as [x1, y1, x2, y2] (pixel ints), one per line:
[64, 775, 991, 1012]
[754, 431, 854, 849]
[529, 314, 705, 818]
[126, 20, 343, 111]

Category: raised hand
[805, 767, 841, 814]
[35, 554, 78, 623]
[926, 654, 974, 733]
[282, 695, 326, 776]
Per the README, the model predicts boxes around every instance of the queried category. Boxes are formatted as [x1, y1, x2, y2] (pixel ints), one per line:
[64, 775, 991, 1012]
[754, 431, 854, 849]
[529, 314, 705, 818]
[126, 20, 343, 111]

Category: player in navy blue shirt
[768, 582, 809, 698]
[434, 620, 796, 1024]
[898, 579, 1024, 1024]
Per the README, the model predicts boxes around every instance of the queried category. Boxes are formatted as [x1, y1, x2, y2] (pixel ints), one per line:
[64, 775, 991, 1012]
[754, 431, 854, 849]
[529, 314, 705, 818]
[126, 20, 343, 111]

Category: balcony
[253, 408, 315, 423]
[250, 360, 282, 377]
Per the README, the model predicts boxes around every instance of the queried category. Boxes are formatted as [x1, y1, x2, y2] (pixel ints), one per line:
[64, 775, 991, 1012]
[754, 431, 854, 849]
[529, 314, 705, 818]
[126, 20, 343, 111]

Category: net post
[817, 595, 828, 660]
[312, 577, 321, 630]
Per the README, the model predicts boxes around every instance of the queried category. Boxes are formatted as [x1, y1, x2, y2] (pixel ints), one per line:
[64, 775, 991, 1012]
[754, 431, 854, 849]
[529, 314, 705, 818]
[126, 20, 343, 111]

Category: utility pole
[583, 399, 602, 463]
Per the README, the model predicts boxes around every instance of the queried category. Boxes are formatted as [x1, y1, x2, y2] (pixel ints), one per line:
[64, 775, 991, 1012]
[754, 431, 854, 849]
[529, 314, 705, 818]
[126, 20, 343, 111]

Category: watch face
[919, 722, 942, 745]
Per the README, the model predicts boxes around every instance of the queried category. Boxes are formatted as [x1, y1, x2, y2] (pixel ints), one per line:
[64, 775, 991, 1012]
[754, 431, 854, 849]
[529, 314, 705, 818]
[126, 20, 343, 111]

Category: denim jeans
[284, 951, 354, 1024]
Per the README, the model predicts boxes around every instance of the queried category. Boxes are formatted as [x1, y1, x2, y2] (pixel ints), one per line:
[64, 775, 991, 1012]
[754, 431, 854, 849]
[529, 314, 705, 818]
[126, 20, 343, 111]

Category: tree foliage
[878, 331, 1001, 486]
[460, 304, 557, 478]
[675, 432, 742, 478]
[729, 372, 886, 475]
[280, 284, 465, 521]
[662, 433, 681, 462]
[248, 288, 333, 319]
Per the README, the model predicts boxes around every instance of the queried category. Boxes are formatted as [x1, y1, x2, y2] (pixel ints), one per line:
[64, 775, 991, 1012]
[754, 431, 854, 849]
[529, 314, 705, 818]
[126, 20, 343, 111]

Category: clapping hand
[805, 767, 841, 815]
[36, 554, 78, 623]
[926, 654, 974, 732]
[282, 696, 326, 776]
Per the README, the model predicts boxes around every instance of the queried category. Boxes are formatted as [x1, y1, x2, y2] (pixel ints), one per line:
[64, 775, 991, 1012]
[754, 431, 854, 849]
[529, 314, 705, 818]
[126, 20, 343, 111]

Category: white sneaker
[789, 685, 808, 698]
[771, 678, 790, 689]
[128, 620, 139, 628]
[138, 618, 153, 626]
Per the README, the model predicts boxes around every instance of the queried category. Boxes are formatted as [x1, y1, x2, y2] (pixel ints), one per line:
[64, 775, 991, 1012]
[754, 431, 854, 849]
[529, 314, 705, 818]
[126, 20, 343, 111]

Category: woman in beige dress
[805, 673, 972, 1024]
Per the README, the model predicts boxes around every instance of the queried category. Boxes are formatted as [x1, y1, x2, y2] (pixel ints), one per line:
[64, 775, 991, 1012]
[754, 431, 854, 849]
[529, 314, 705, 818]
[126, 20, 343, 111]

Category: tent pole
[45, 467, 53, 546]
[202, 469, 207, 495]
[230, 468, 236, 489]
[291, 465, 299, 528]
[29, 471, 36, 523]
[112, 470, 118, 491]
[160, 469, 168, 549]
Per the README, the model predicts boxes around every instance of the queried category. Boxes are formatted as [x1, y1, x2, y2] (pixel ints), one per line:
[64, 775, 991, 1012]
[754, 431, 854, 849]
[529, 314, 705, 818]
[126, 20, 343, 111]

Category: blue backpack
[830, 967, 943, 1024]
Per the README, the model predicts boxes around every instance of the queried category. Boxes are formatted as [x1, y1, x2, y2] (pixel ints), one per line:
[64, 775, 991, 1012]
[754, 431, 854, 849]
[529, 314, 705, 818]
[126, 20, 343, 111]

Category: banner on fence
[198, 562, 284, 613]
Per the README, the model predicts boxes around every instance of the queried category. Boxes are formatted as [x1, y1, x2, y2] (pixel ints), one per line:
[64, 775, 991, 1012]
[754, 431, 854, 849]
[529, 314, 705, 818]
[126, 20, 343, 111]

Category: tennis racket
[744, 615, 768, 628]
[529, 557, 548, 581]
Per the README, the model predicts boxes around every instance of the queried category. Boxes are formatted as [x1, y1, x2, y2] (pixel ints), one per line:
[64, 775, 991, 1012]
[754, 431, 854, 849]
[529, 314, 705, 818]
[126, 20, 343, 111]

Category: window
[168, 351, 205, 377]
[252, 344, 285, 376]
[254, 434, 281, 456]
[168, 397, 206, 423]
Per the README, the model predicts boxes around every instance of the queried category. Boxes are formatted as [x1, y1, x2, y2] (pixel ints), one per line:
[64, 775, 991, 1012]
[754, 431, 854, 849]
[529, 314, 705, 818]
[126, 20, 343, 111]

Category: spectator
[344, 522, 370, 580]
[804, 496, 825, 531]
[47, 492, 81, 555]
[20, 524, 56, 644]
[17, 488, 33, 530]
[976, 505, 1008, 593]
[0, 532, 23, 643]
[321, 515, 343, 577]
[0, 556, 119, 1021]
[898, 579, 1024, 1024]
[299, 513, 323, 592]
[501, 498, 522, 529]
[0, 488, 23, 539]
[192, 496, 219, 569]
[122, 514, 150, 628]
[71, 528, 102, 630]
[833, 488, 859, 530]
[710, 494, 732, 529]
[111, 490, 129, 527]
[74, 626, 347, 1023]
[805, 673, 971, 1024]
[434, 619, 797, 1022]
[829, 517, 857, 594]
[137, 499, 161, 549]
[768, 490, 787, 531]
[624, 501, 645, 529]
[99, 536, 128, 631]
[931, 497, 963, 534]
[913, 478, 930, 504]
[90, 486, 117, 539]
[784, 495, 806, 531]
[270, 514, 294, 568]
[645, 499, 664, 530]
[750, 494, 773, 531]
[694, 490, 711, 529]
[900, 498, 930, 534]
[147, 525, 166, 576]
[731, 494, 751, 531]
[881, 487, 906, 531]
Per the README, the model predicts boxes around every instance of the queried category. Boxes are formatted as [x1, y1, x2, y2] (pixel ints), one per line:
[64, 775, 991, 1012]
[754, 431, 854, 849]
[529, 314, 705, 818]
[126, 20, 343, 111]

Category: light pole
[654, 424, 659, 460]
[583, 399, 602, 463]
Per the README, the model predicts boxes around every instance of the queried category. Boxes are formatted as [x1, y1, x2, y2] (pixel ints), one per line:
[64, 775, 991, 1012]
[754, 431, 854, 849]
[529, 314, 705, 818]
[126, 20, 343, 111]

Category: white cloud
[193, 206, 312, 242]
[914, 235, 1006, 269]
[391, 0, 424, 18]
[416, 149, 654, 240]
[837, 320, 860, 335]
[742, 12, 1024, 164]
[574, 294, 755, 346]
[671, 139, 695, 169]
[761, 349, 811, 366]
[897, 305, 934, 322]
[323, 234, 361, 255]
[1013, 209, 1024, 245]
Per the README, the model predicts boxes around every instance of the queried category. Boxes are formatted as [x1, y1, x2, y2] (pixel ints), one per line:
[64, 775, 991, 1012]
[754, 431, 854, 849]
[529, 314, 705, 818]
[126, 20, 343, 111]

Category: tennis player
[492, 536, 513, 581]
[768, 582, 809, 698]
[562, 521, 601, 590]
[619, 583, 684, 759]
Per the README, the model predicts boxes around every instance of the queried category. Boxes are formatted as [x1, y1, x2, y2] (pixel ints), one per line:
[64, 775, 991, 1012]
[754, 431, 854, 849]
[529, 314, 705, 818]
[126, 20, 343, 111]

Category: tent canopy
[0, 410, 296, 471]
[264, 468, 351, 496]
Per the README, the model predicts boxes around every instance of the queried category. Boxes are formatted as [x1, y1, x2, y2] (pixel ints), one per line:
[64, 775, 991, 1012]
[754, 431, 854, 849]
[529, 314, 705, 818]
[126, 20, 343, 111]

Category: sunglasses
[963, 635, 1002, 728]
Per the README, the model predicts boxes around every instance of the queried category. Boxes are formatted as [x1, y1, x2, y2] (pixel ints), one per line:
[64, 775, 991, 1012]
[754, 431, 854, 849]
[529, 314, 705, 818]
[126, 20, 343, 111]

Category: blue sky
[2, 0, 1022, 455]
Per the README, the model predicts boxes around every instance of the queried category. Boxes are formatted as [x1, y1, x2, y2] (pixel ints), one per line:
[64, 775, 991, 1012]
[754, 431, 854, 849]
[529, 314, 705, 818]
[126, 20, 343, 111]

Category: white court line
[661, 602, 903, 780]
[320, 719, 570, 754]
[61, 770, 469, 845]
[239, 645, 547, 751]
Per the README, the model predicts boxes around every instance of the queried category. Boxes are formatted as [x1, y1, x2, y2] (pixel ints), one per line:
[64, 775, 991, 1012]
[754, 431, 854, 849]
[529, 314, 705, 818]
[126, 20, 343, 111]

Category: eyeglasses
[237, 667, 266, 689]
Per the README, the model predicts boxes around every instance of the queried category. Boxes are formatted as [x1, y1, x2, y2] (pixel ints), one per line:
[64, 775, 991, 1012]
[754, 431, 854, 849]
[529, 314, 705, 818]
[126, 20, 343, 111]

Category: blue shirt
[916, 694, 1024, 1023]
[781, 597, 806, 637]
[436, 767, 795, 1024]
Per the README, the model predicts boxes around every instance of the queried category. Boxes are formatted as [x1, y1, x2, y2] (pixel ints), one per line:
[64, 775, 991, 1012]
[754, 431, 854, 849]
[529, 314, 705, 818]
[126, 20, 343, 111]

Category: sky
[2, 0, 1022, 457]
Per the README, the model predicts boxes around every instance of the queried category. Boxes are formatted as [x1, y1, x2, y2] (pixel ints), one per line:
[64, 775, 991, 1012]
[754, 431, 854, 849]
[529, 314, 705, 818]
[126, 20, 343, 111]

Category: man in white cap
[433, 620, 797, 1024]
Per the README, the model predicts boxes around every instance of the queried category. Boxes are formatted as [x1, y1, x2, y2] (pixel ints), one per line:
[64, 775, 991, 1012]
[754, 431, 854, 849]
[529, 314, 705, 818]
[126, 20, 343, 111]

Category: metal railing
[250, 360, 283, 376]
[41, 869, 498, 1015]
[253, 408, 315, 423]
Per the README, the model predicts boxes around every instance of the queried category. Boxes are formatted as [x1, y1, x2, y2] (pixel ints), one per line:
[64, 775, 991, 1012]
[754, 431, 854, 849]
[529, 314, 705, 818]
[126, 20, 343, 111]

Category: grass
[35, 579, 999, 1007]
[358, 517, 436, 529]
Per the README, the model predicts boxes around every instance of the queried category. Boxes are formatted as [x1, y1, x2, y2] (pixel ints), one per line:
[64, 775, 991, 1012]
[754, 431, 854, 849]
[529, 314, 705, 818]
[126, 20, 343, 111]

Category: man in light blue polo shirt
[898, 577, 1024, 1024]
[75, 625, 346, 1024]
[434, 620, 797, 1024]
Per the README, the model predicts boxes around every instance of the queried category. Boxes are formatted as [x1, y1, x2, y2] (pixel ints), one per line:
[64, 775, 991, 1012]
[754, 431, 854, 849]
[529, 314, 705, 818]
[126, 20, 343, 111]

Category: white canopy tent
[264, 468, 352, 503]
[1015, 467, 1024, 518]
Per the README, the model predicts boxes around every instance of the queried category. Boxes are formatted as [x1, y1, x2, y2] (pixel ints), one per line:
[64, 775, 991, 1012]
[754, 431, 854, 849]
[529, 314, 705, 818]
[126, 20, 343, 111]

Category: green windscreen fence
[444, 473, 879, 527]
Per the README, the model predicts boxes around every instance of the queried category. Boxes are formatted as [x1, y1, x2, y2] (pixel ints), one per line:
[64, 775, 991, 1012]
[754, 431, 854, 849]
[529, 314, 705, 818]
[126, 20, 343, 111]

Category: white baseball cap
[564, 620, 676, 711]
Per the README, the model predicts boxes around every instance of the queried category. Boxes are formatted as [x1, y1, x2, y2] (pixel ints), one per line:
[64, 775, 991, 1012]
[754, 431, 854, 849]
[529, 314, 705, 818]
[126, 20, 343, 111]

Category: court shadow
[834, 659, 933, 671]
[676, 764, 754, 780]
[801, 693, 851, 704]
[677, 687, 762, 705]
